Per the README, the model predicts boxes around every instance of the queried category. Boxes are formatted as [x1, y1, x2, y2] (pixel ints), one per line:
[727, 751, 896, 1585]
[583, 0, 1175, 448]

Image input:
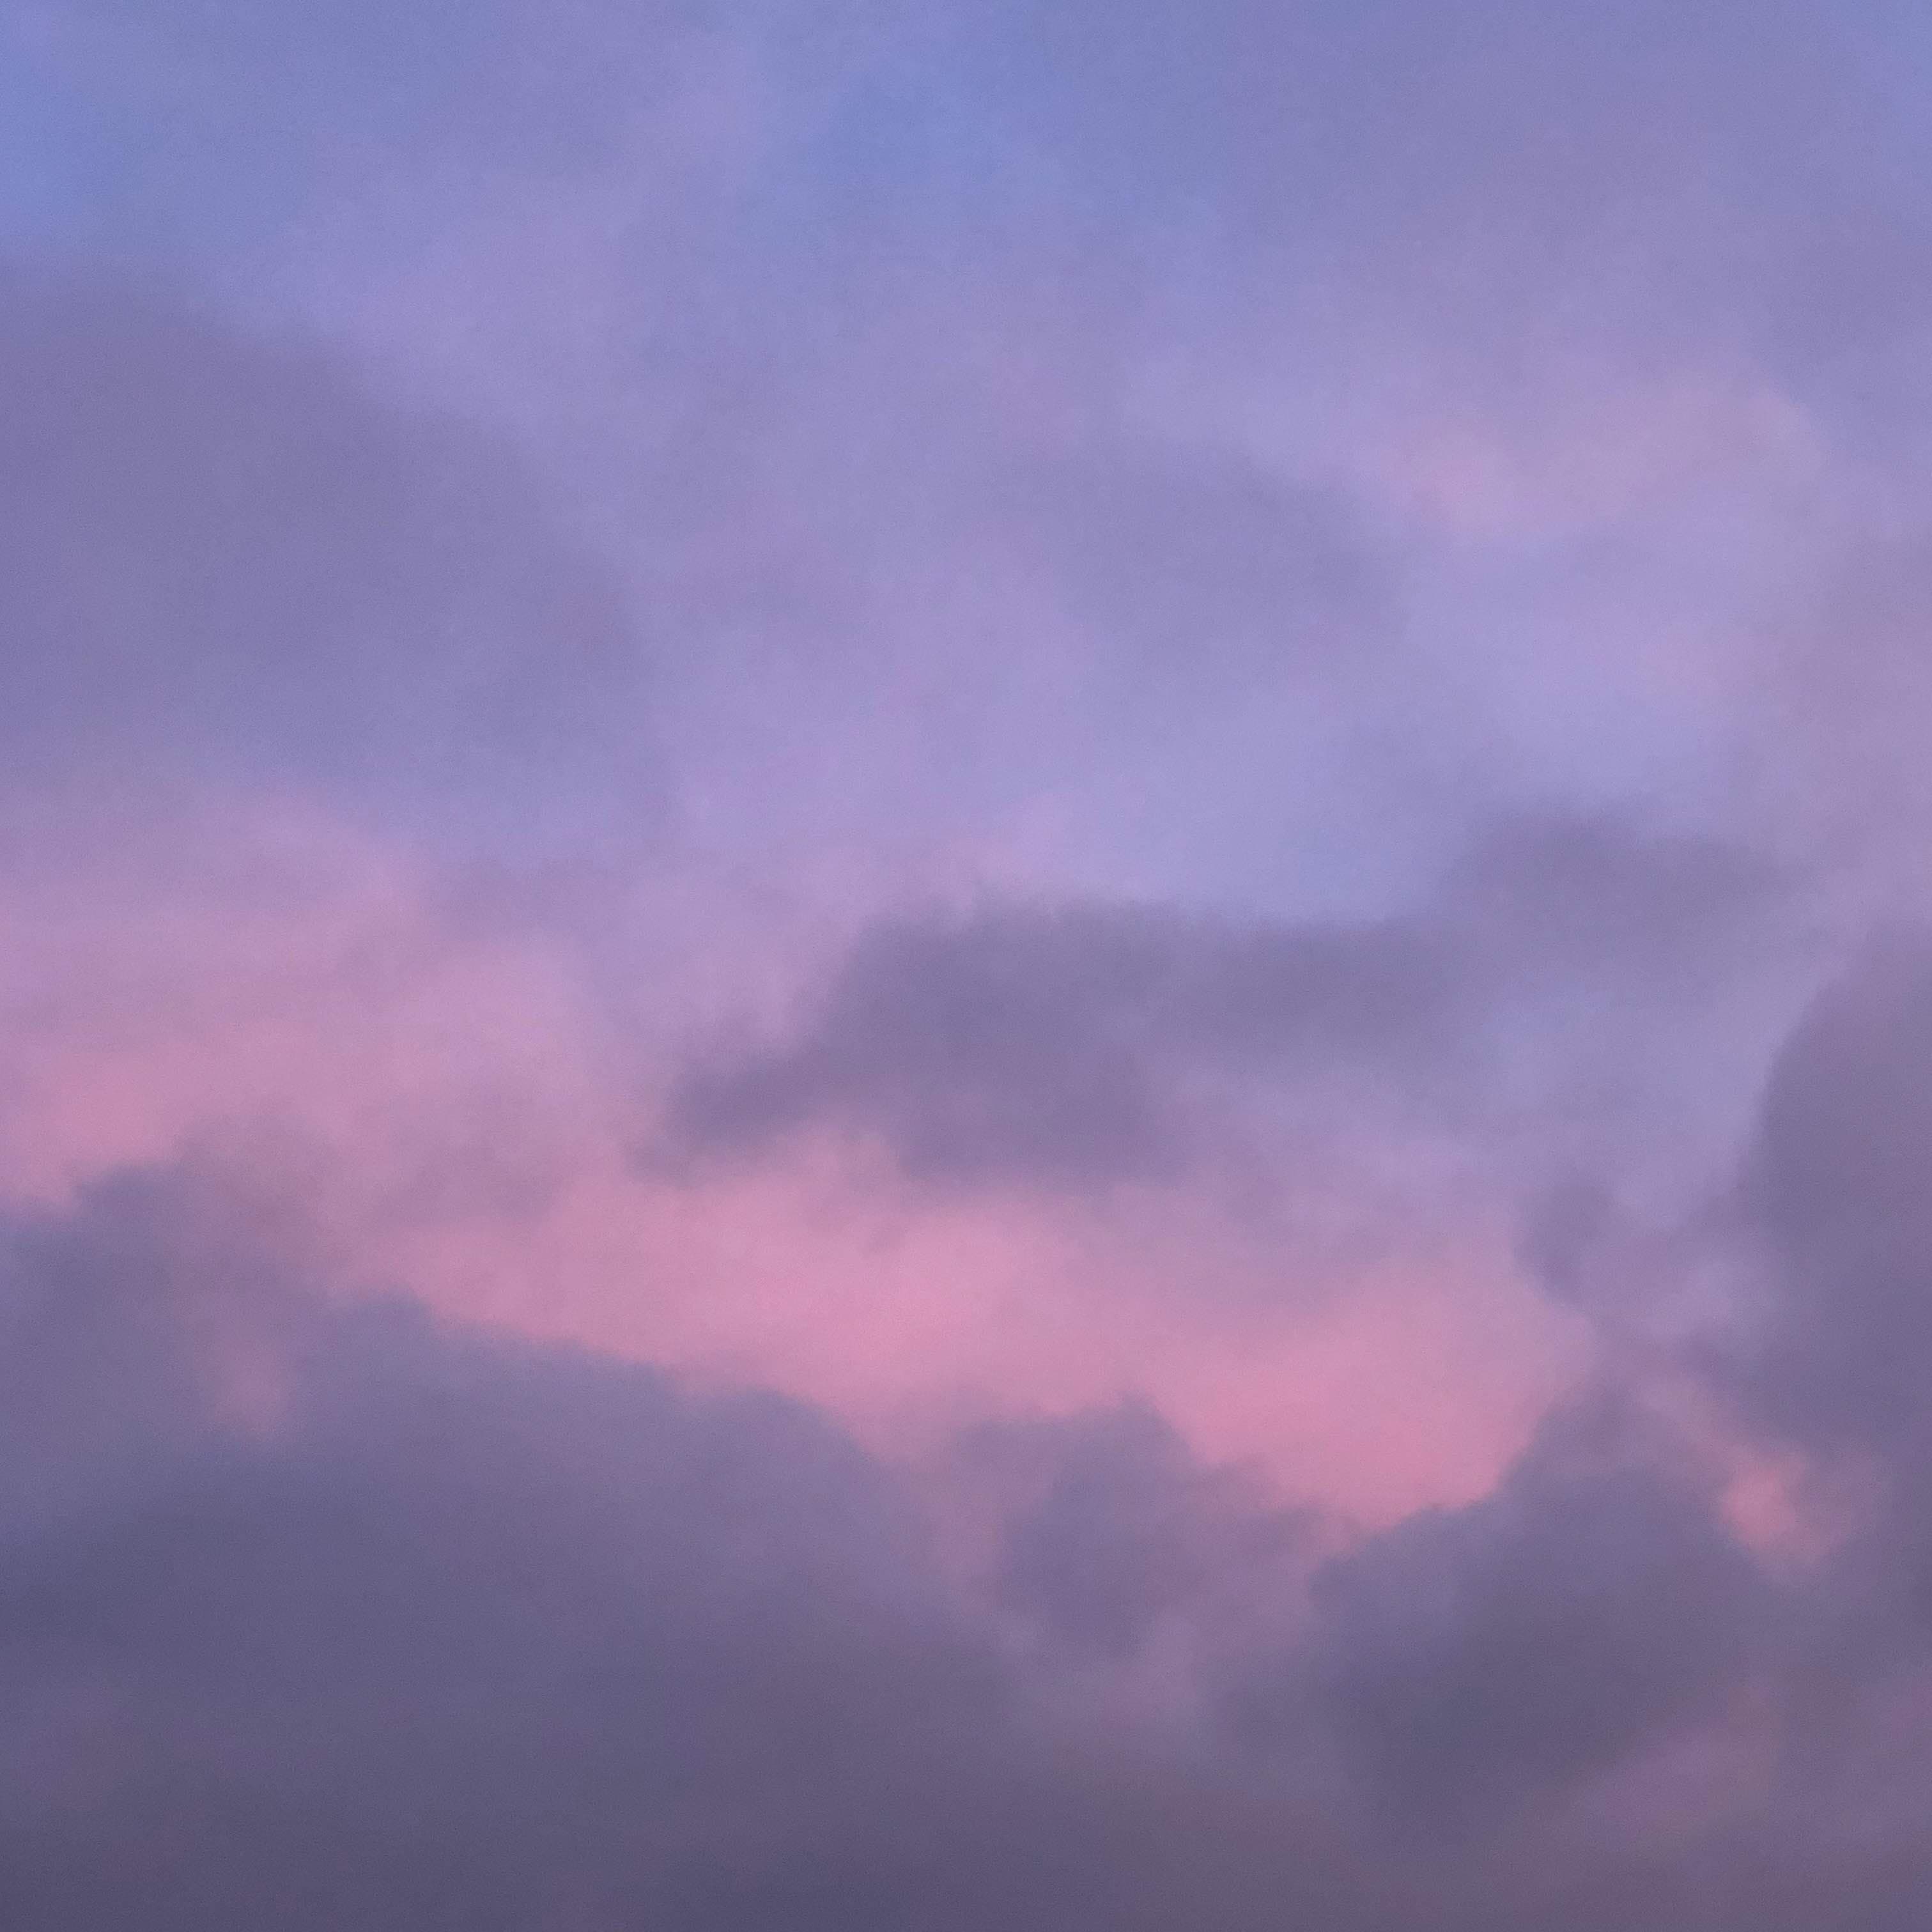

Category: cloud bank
[12, 0, 1932, 1921]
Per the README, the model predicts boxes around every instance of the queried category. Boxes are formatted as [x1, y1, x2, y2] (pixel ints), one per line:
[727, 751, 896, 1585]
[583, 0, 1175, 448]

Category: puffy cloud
[1292, 1397, 1775, 1829]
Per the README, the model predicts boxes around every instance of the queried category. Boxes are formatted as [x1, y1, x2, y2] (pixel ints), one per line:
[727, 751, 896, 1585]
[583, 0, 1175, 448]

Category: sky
[8, 0, 1932, 1923]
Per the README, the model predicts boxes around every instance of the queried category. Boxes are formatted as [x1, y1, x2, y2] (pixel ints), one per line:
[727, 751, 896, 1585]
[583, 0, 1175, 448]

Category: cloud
[946, 1400, 1315, 1662]
[0, 272, 648, 849]
[0, 1157, 1454, 1928]
[0, 1140, 1928, 1929]
[661, 897, 1459, 1186]
[1290, 1392, 1775, 1830]
[0, 1161, 1012, 1926]
[661, 812, 1785, 1191]
[1733, 934, 1932, 1455]
[23, 2, 1932, 1920]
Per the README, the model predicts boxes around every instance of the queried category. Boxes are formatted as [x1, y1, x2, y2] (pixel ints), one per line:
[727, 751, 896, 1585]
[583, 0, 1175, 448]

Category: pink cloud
[0, 802, 1581, 1528]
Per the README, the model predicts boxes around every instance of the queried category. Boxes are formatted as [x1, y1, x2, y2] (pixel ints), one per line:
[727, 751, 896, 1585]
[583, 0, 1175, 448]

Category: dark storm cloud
[662, 814, 1784, 1187]
[0, 274, 647, 843]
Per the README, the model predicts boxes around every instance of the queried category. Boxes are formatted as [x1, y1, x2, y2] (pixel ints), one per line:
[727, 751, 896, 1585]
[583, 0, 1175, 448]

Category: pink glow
[0, 806, 1581, 1525]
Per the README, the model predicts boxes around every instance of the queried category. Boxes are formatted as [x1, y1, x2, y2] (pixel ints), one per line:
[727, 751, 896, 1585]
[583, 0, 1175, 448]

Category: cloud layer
[14, 968, 1932, 1931]
[13, 0, 1932, 1922]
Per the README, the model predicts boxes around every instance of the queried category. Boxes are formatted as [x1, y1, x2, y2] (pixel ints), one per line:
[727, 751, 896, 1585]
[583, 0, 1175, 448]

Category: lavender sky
[8, 0, 1932, 1923]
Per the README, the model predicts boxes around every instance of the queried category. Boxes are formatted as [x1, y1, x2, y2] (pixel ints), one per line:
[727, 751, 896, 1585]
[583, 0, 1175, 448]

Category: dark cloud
[0, 272, 648, 845]
[14, 1148, 1932, 1925]
[661, 895, 1462, 1185]
[0, 1161, 1418, 1928]
[1287, 1393, 1775, 1830]
[0, 1164, 1010, 1927]
[947, 1402, 1312, 1660]
[661, 814, 1784, 1189]
[1437, 814, 1784, 987]
[1735, 933, 1932, 1453]
[1703, 935, 1932, 1709]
